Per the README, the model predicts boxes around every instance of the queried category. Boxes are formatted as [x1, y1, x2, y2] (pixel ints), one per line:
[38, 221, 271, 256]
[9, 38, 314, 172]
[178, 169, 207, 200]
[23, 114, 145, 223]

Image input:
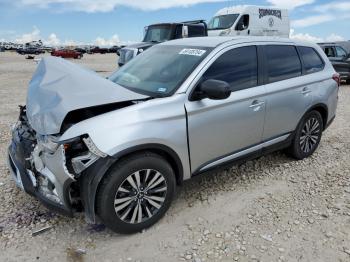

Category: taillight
[332, 73, 340, 87]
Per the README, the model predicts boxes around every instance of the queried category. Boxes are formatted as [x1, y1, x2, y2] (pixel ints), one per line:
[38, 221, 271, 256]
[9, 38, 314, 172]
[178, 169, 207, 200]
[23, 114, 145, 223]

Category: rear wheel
[346, 78, 350, 85]
[96, 152, 176, 234]
[288, 110, 323, 160]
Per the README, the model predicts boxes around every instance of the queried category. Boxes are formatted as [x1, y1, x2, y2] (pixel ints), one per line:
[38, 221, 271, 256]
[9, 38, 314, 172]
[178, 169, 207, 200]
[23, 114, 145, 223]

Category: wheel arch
[112, 144, 184, 186]
[307, 103, 328, 130]
[79, 143, 184, 223]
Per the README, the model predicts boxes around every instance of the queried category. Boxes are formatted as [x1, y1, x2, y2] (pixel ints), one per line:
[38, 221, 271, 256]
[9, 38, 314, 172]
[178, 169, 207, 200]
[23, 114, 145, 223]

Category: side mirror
[182, 25, 189, 38]
[191, 79, 231, 101]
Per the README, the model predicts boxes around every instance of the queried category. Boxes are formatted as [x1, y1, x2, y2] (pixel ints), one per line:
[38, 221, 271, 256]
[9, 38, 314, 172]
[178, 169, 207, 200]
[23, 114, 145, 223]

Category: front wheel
[288, 110, 323, 160]
[96, 152, 176, 234]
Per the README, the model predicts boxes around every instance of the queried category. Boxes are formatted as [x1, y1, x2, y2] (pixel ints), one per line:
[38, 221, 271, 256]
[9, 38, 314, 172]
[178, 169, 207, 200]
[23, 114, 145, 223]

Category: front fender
[59, 94, 190, 178]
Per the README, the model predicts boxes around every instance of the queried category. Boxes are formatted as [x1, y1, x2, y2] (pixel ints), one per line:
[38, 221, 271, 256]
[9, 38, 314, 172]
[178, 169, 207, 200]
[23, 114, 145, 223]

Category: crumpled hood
[26, 57, 148, 135]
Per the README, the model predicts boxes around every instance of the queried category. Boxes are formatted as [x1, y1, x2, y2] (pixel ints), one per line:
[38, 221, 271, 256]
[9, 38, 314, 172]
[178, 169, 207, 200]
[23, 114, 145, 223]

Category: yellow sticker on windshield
[179, 49, 206, 56]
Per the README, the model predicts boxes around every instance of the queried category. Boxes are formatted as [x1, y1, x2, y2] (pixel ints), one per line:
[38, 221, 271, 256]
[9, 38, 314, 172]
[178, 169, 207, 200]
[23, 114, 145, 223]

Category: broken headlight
[82, 137, 107, 158]
[63, 136, 107, 175]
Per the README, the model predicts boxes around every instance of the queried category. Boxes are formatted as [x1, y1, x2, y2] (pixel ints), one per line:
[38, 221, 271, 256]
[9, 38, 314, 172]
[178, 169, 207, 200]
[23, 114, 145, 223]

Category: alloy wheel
[114, 169, 168, 224]
[299, 117, 321, 153]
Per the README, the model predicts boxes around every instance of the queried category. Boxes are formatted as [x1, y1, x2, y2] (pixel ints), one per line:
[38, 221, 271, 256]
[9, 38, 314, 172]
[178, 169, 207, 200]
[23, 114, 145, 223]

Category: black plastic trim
[324, 115, 335, 130]
[257, 45, 265, 86]
[79, 157, 116, 223]
[192, 132, 293, 176]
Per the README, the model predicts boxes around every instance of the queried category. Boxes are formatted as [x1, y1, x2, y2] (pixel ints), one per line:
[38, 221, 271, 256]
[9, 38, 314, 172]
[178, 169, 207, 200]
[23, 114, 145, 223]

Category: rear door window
[202, 46, 258, 92]
[266, 45, 302, 83]
[297, 46, 324, 74]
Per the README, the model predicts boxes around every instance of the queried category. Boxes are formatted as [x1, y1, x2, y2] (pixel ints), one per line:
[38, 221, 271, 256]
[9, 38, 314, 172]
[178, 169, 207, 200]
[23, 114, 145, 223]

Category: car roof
[160, 36, 315, 48]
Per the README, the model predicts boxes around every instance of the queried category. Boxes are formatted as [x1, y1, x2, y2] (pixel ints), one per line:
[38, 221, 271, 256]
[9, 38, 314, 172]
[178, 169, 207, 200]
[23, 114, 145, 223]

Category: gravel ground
[0, 52, 349, 262]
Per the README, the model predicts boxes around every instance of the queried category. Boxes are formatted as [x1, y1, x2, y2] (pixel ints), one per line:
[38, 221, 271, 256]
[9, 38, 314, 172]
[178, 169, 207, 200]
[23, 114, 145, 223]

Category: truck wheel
[287, 110, 323, 160]
[346, 79, 350, 85]
[96, 152, 176, 234]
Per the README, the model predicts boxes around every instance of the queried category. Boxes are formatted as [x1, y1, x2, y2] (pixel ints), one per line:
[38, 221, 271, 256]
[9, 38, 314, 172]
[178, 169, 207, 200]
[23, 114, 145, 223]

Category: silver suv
[8, 37, 339, 234]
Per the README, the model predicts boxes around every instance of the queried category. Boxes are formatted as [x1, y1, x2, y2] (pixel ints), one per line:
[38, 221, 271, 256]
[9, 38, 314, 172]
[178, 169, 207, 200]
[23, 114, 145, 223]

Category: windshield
[208, 14, 240, 30]
[143, 25, 173, 43]
[109, 45, 212, 97]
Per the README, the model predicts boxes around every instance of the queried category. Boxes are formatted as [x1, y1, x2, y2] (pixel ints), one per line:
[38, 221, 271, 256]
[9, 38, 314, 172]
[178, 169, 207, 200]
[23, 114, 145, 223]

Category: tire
[346, 78, 350, 85]
[288, 110, 323, 160]
[96, 152, 176, 234]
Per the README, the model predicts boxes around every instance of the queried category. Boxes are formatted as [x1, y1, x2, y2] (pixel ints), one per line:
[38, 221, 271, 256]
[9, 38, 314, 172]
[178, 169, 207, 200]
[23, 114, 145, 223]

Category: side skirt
[191, 133, 294, 177]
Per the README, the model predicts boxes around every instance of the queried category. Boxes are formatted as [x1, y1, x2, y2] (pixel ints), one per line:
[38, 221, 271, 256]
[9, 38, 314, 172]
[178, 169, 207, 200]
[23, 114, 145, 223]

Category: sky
[0, 0, 349, 46]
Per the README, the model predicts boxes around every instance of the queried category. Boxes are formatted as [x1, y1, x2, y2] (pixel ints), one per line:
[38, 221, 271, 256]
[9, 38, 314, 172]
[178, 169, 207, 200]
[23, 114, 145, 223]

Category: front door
[185, 45, 266, 173]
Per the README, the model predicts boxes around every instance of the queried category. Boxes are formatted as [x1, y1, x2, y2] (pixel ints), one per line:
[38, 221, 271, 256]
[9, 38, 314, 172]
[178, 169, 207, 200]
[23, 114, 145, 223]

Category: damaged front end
[8, 106, 106, 216]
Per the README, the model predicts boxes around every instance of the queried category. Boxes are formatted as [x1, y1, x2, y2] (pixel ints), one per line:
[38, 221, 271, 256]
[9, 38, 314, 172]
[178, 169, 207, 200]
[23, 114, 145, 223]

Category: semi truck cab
[118, 20, 208, 66]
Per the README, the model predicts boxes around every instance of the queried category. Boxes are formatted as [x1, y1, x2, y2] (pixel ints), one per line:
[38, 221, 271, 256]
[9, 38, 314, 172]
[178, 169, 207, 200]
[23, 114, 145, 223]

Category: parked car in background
[319, 43, 350, 84]
[8, 37, 339, 234]
[207, 5, 290, 37]
[109, 45, 124, 54]
[74, 47, 87, 54]
[17, 47, 44, 55]
[116, 45, 126, 56]
[51, 49, 83, 59]
[118, 20, 207, 66]
[90, 47, 109, 54]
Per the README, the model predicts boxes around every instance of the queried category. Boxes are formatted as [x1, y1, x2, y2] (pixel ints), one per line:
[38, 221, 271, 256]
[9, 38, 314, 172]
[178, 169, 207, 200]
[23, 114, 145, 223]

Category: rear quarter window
[266, 45, 302, 83]
[297, 46, 324, 74]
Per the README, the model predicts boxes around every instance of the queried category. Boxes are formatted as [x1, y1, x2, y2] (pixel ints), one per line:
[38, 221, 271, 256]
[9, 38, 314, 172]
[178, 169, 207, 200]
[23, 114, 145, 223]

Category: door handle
[301, 87, 312, 95]
[249, 100, 265, 108]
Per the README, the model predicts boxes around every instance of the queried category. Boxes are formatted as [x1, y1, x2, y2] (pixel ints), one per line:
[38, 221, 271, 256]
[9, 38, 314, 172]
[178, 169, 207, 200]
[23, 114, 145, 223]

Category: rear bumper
[8, 136, 74, 217]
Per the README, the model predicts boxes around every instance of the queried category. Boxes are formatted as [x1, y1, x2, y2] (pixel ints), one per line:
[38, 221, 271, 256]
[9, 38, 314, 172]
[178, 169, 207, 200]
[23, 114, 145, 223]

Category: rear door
[262, 44, 312, 141]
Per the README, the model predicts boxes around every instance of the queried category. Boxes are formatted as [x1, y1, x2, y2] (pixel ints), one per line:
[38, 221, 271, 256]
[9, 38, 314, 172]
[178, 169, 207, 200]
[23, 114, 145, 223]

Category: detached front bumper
[7, 128, 74, 217]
